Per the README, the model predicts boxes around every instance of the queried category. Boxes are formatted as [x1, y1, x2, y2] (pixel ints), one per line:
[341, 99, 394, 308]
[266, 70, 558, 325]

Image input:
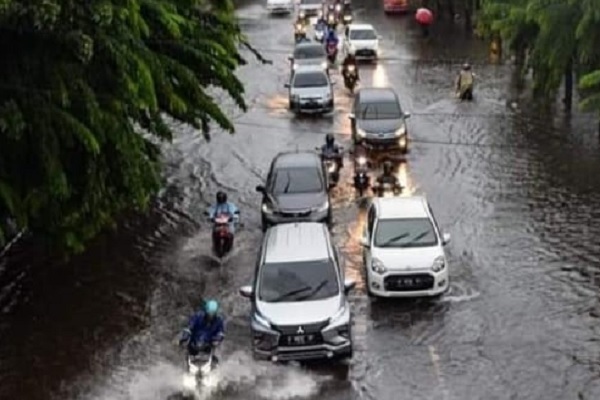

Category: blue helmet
[204, 299, 219, 316]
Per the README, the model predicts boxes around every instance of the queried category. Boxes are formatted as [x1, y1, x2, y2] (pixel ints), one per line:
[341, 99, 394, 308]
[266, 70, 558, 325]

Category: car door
[363, 204, 376, 267]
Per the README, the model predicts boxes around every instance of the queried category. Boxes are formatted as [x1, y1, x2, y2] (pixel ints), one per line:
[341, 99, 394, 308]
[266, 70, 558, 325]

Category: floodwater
[2, 1, 600, 399]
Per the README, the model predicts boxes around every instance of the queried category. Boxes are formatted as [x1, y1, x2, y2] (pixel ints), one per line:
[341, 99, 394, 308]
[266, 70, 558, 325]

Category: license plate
[287, 334, 313, 345]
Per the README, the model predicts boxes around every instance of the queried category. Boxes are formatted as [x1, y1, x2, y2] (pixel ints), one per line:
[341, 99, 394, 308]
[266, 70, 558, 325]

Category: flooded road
[3, 1, 600, 399]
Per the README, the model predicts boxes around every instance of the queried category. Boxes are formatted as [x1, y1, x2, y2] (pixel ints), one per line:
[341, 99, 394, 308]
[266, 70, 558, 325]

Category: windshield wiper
[294, 279, 329, 302]
[378, 232, 410, 247]
[283, 173, 291, 193]
[270, 285, 312, 302]
[397, 231, 431, 247]
[360, 104, 371, 119]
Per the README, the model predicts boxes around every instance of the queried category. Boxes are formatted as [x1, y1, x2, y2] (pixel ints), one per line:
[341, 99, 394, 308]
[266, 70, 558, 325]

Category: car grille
[356, 49, 376, 57]
[278, 210, 312, 218]
[384, 274, 434, 291]
[271, 320, 329, 334]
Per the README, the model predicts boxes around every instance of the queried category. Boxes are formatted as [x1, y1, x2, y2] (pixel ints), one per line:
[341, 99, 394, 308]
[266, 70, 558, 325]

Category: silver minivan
[239, 222, 355, 362]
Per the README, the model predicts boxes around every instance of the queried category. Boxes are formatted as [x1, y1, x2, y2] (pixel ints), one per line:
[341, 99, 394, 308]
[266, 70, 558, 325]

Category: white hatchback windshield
[293, 72, 328, 88]
[374, 218, 438, 248]
[349, 29, 377, 40]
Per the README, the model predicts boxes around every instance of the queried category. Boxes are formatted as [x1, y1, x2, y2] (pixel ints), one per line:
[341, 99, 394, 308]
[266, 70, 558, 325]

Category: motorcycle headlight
[200, 362, 212, 375]
[371, 258, 387, 274]
[394, 125, 406, 137]
[347, 65, 356, 72]
[432, 256, 446, 273]
[296, 24, 302, 30]
[189, 363, 199, 374]
[357, 156, 367, 165]
[336, 4, 341, 11]
[262, 203, 274, 214]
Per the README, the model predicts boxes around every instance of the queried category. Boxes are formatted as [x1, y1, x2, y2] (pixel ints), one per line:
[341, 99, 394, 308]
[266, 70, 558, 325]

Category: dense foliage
[0, 0, 253, 251]
[477, 0, 600, 114]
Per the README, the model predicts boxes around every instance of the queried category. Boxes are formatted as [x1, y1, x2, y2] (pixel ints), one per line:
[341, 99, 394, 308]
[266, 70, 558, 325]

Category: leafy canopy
[0, 0, 252, 251]
[478, 0, 600, 109]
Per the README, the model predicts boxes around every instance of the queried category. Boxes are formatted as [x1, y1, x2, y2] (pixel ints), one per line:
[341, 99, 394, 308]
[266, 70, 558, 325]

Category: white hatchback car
[343, 24, 381, 61]
[360, 196, 451, 297]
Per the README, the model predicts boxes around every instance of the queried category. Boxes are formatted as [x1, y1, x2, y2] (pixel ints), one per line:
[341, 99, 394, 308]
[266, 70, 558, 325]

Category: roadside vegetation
[0, 0, 259, 251]
[476, 0, 600, 122]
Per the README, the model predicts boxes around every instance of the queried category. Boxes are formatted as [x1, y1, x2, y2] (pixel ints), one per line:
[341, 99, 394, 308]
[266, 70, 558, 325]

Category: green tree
[0, 0, 259, 251]
[478, 0, 600, 116]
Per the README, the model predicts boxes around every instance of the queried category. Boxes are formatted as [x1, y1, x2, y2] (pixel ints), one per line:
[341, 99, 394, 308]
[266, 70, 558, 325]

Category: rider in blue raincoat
[207, 191, 239, 235]
[180, 300, 225, 357]
[325, 28, 339, 47]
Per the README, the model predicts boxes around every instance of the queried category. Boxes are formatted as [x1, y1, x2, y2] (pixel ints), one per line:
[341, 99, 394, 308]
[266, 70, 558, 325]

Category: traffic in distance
[173, 0, 467, 394]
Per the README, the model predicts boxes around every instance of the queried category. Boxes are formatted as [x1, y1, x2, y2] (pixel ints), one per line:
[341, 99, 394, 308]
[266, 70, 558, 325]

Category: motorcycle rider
[375, 161, 402, 190]
[325, 28, 339, 55]
[342, 51, 359, 80]
[321, 133, 343, 167]
[207, 191, 239, 240]
[179, 299, 225, 359]
[456, 63, 474, 99]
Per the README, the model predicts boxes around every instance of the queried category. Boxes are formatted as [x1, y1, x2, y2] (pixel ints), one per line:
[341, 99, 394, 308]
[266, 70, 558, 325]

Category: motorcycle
[181, 346, 218, 393]
[343, 64, 358, 92]
[316, 147, 343, 186]
[342, 12, 353, 25]
[353, 155, 370, 197]
[372, 181, 402, 197]
[294, 22, 307, 43]
[210, 212, 237, 259]
[326, 41, 338, 64]
[315, 23, 326, 42]
[326, 12, 337, 30]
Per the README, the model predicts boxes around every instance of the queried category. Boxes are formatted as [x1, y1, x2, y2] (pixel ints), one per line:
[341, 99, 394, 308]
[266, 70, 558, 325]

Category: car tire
[261, 215, 269, 232]
[326, 210, 333, 226]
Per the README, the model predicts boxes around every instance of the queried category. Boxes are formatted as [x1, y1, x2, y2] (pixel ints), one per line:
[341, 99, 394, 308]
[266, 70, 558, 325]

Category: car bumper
[354, 48, 378, 60]
[268, 5, 294, 13]
[263, 208, 329, 226]
[254, 342, 352, 361]
[356, 135, 408, 151]
[291, 99, 334, 114]
[367, 270, 449, 298]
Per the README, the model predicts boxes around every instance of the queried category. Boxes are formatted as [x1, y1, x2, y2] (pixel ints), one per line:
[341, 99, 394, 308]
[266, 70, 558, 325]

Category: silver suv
[239, 222, 356, 362]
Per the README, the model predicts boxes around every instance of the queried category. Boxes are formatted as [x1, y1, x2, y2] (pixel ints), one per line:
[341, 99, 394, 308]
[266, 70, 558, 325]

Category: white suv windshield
[259, 260, 340, 302]
[349, 29, 377, 40]
[374, 218, 438, 248]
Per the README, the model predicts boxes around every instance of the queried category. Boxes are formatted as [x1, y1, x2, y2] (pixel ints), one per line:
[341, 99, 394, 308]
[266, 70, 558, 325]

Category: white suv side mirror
[239, 285, 253, 298]
[442, 233, 451, 245]
[359, 236, 369, 247]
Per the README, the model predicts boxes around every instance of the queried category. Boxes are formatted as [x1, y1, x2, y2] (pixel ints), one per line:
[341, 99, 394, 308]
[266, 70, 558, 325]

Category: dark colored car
[256, 151, 333, 231]
[349, 87, 411, 153]
[289, 42, 328, 73]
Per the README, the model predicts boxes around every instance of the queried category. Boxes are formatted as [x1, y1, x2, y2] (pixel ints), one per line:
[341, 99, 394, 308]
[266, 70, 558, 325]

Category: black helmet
[462, 63, 471, 71]
[383, 161, 393, 175]
[216, 191, 227, 204]
[325, 133, 335, 146]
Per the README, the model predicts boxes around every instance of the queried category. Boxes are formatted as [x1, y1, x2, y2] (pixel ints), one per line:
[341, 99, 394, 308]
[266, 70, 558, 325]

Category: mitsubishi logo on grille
[296, 326, 305, 335]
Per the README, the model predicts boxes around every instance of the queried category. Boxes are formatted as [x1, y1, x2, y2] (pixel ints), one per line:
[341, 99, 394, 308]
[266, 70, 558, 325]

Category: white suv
[360, 196, 451, 297]
[266, 0, 294, 14]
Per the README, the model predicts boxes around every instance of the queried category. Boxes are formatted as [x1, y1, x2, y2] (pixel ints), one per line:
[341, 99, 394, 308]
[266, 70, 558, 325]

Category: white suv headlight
[432, 256, 445, 273]
[314, 200, 329, 212]
[371, 258, 387, 274]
